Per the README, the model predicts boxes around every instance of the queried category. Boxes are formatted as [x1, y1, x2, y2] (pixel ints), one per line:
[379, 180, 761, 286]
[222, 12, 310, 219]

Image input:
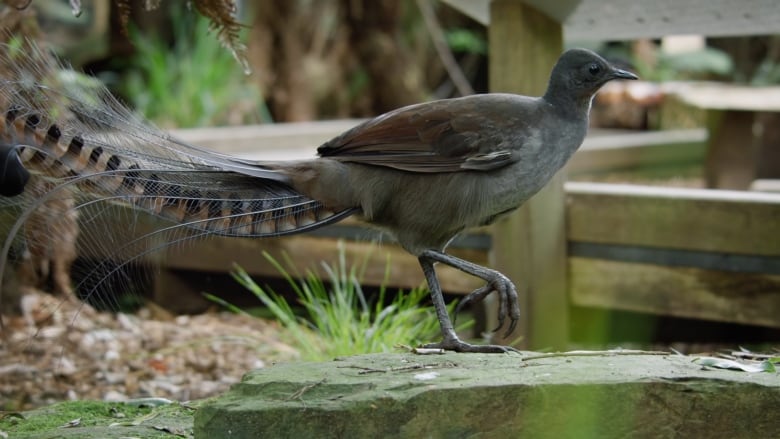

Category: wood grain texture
[569, 257, 780, 328]
[566, 182, 780, 256]
[571, 129, 707, 175]
[668, 82, 780, 112]
[566, 0, 780, 40]
[488, 0, 567, 349]
[77, 210, 486, 296]
[705, 110, 760, 189]
[158, 234, 486, 294]
[445, 0, 780, 40]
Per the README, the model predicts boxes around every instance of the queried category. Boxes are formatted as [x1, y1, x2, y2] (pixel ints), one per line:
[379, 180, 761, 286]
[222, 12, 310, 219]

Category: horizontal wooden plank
[305, 221, 493, 251]
[570, 129, 706, 174]
[569, 257, 780, 328]
[667, 82, 780, 111]
[566, 0, 780, 40]
[566, 182, 780, 256]
[170, 119, 363, 161]
[158, 234, 486, 294]
[751, 179, 780, 193]
[75, 210, 486, 294]
[570, 242, 780, 275]
[443, 0, 780, 39]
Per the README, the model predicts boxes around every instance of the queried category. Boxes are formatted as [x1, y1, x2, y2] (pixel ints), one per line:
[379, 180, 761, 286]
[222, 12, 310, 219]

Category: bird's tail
[0, 42, 355, 319]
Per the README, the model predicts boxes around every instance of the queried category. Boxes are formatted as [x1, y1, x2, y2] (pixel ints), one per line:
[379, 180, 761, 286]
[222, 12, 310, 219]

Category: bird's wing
[317, 94, 532, 173]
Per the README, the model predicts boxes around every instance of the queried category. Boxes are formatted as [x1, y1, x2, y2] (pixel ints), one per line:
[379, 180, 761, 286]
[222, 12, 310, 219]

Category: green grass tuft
[212, 245, 471, 361]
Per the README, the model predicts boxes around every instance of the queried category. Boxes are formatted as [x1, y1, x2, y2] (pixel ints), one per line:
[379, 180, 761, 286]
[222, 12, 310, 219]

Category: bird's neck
[542, 86, 594, 122]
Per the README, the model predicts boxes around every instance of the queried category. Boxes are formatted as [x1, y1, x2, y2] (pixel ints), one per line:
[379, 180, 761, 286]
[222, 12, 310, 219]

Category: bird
[0, 46, 636, 352]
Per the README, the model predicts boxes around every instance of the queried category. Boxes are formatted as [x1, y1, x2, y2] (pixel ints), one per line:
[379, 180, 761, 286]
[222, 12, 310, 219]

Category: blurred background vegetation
[4, 0, 780, 128]
[1, 0, 492, 127]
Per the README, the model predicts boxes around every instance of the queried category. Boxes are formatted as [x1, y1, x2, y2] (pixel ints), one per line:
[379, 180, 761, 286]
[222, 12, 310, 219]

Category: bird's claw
[421, 337, 519, 354]
[454, 271, 520, 338]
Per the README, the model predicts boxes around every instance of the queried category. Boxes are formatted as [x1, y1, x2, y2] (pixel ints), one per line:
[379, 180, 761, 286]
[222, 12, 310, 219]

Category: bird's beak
[611, 68, 638, 80]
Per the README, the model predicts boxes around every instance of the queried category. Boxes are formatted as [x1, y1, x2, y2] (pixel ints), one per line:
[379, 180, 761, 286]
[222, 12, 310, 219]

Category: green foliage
[633, 47, 734, 82]
[222, 247, 469, 361]
[445, 28, 487, 55]
[751, 59, 780, 85]
[119, 10, 271, 128]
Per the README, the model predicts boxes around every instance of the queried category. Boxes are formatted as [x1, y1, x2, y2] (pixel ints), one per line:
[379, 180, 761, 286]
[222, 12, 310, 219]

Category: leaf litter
[1, 288, 300, 411]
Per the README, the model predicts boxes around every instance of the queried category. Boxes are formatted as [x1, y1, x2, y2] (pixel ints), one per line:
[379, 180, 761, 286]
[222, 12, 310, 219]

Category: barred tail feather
[0, 41, 357, 322]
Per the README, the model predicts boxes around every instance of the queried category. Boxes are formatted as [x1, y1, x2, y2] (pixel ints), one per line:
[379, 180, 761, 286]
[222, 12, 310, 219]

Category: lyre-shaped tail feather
[0, 42, 356, 314]
[0, 43, 356, 237]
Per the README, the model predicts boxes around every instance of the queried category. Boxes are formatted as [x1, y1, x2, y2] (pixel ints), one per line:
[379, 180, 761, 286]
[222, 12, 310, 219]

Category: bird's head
[545, 48, 637, 103]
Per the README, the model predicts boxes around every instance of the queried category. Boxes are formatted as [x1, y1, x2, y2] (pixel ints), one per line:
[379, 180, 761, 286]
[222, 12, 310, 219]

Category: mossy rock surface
[196, 352, 780, 439]
[0, 399, 196, 439]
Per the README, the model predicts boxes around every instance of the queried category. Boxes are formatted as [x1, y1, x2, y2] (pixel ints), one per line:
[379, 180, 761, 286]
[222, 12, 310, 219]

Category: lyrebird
[0, 45, 636, 352]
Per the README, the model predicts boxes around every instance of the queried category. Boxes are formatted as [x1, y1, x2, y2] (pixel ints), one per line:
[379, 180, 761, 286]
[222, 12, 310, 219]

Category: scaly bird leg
[418, 250, 519, 353]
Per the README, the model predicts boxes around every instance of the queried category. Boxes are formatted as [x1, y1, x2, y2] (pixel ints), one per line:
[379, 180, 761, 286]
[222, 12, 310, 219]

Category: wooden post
[487, 0, 567, 349]
[705, 110, 759, 189]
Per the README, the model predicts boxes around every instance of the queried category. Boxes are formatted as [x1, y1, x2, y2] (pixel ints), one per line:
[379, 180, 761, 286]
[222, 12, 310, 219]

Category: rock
[195, 352, 780, 438]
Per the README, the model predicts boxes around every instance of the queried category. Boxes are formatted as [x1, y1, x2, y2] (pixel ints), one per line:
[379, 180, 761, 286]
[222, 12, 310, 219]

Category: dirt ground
[0, 288, 300, 411]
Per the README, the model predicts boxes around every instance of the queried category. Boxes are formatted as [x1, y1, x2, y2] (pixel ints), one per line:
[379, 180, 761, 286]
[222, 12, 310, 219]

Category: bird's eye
[588, 63, 601, 75]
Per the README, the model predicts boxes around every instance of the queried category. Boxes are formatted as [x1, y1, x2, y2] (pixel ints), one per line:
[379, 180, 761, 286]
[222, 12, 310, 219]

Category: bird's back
[289, 92, 588, 254]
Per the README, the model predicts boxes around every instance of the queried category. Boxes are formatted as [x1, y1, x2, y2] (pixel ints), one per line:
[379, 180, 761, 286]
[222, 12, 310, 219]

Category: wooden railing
[566, 182, 780, 329]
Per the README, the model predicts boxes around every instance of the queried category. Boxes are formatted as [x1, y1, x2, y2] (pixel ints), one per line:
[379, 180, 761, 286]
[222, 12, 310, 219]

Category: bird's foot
[421, 337, 519, 354]
[454, 271, 520, 337]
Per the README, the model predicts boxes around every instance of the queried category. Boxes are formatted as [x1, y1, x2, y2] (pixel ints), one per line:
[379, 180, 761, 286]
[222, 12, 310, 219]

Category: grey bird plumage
[1, 47, 636, 352]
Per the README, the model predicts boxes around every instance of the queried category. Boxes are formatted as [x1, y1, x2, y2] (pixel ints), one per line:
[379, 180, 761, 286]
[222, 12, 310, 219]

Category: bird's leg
[421, 249, 521, 336]
[418, 252, 519, 353]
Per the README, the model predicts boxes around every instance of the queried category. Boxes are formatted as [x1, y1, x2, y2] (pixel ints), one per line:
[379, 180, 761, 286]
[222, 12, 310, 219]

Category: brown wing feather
[317, 94, 534, 173]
